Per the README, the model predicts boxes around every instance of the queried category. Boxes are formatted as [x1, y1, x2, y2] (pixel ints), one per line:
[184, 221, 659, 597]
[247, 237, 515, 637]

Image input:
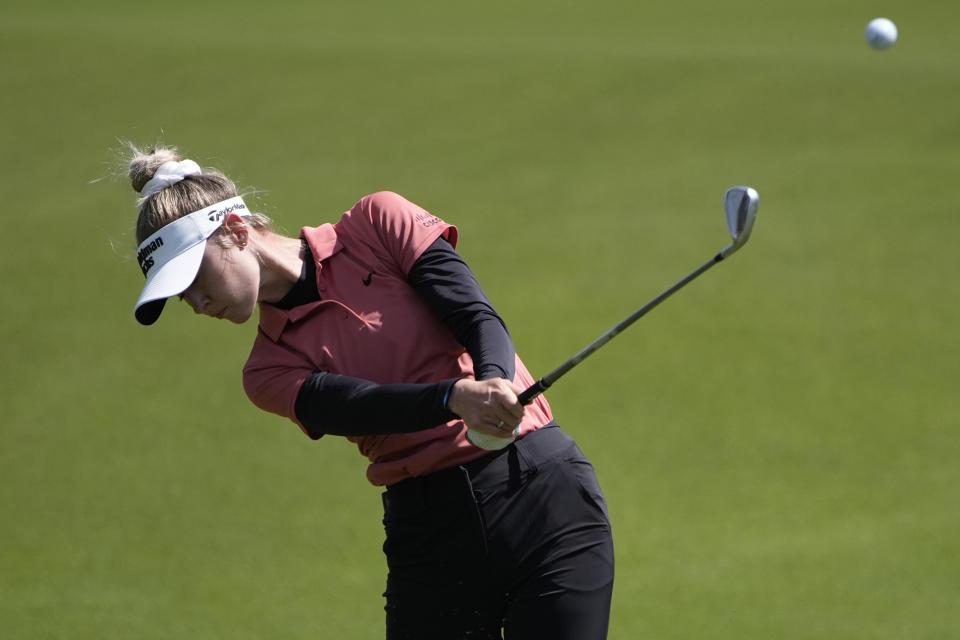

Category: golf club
[516, 185, 759, 405]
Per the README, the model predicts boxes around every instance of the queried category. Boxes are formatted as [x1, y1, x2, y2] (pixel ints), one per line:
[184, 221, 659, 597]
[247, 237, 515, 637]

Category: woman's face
[180, 238, 260, 323]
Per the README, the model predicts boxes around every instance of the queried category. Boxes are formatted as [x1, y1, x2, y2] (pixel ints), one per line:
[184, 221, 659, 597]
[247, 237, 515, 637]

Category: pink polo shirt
[242, 192, 553, 486]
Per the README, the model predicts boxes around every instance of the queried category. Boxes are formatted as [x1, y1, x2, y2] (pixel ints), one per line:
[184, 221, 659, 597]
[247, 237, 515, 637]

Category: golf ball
[865, 18, 897, 50]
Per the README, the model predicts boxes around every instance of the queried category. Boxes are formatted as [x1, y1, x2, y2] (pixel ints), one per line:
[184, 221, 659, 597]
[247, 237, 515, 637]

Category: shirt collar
[258, 223, 344, 342]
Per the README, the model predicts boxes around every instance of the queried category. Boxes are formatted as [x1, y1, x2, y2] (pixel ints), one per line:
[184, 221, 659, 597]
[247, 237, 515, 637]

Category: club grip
[517, 379, 549, 405]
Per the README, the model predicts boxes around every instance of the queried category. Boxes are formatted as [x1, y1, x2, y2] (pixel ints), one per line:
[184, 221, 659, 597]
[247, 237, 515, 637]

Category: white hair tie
[140, 159, 202, 198]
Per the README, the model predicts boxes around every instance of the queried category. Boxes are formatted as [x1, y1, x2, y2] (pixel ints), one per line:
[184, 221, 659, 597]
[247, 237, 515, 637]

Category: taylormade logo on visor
[208, 201, 246, 222]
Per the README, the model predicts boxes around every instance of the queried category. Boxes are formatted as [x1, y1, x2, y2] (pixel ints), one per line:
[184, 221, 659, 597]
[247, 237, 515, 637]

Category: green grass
[2, 1, 959, 637]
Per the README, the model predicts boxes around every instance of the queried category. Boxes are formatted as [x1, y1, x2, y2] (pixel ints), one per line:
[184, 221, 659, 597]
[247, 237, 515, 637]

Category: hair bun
[128, 145, 181, 193]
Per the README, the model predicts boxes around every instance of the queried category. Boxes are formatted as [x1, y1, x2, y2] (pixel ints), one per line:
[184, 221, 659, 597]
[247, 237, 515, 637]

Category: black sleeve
[407, 237, 516, 381]
[294, 373, 459, 438]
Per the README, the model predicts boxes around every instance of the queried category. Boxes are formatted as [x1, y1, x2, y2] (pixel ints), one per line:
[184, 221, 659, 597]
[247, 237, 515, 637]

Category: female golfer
[127, 145, 614, 639]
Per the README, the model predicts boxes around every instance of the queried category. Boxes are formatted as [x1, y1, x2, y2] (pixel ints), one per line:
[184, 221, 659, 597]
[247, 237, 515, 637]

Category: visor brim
[133, 241, 206, 325]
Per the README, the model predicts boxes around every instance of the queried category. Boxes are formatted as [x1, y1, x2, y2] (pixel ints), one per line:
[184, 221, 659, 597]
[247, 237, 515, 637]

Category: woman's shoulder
[349, 191, 417, 217]
[340, 191, 439, 231]
[361, 190, 407, 205]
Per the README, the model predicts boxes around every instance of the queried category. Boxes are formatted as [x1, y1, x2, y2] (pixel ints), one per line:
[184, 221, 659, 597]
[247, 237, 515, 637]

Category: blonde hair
[127, 143, 271, 245]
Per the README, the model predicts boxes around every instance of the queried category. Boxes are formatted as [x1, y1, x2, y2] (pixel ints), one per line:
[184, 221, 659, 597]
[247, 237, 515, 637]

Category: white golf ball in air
[865, 18, 898, 50]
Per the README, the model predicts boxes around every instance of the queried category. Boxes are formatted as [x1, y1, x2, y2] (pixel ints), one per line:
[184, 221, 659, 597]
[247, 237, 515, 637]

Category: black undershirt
[272, 239, 318, 310]
[282, 237, 516, 438]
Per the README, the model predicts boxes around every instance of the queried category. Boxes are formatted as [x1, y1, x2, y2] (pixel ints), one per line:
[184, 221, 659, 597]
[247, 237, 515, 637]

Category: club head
[720, 186, 759, 258]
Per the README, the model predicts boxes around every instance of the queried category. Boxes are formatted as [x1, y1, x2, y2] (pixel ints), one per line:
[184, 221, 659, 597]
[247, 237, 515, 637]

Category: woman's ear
[223, 213, 249, 247]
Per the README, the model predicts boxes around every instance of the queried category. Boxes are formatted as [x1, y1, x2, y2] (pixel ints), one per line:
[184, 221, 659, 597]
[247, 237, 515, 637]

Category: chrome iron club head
[720, 186, 759, 258]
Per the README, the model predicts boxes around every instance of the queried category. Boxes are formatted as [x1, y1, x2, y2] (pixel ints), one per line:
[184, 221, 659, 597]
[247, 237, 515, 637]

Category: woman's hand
[448, 378, 525, 437]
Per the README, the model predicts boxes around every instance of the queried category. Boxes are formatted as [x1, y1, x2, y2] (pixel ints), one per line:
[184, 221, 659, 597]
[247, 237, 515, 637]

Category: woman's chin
[229, 304, 256, 324]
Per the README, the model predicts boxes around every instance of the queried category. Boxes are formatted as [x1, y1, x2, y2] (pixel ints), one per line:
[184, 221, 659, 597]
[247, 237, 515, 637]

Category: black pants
[381, 425, 614, 639]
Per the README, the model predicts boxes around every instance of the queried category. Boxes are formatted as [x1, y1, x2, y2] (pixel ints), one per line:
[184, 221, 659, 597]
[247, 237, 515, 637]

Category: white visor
[134, 196, 250, 325]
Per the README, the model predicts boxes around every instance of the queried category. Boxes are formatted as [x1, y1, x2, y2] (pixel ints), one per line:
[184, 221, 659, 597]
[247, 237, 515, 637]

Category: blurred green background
[2, 0, 958, 637]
